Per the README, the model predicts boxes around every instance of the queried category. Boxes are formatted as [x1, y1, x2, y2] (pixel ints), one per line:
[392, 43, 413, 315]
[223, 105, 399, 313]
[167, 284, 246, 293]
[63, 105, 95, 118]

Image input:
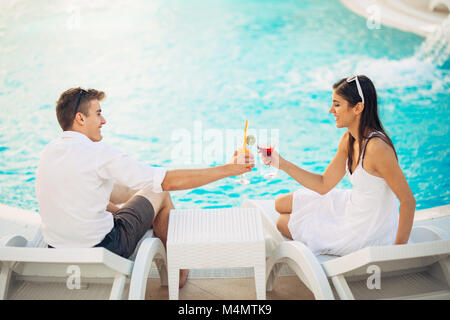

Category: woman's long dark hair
[333, 75, 397, 174]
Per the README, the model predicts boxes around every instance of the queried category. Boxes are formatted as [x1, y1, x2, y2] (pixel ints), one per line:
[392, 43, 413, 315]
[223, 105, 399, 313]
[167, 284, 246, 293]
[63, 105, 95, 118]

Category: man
[36, 87, 253, 288]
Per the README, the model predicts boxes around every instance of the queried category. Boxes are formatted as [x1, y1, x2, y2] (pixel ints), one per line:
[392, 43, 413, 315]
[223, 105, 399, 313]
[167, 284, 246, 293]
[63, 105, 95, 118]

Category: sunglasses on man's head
[74, 89, 88, 116]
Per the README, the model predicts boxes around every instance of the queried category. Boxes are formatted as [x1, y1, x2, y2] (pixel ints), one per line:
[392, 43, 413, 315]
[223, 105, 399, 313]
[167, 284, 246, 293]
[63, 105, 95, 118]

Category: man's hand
[107, 201, 120, 214]
[226, 150, 255, 176]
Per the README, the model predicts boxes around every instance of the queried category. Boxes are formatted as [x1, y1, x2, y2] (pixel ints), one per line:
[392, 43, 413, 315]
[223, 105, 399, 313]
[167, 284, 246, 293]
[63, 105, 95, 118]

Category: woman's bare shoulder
[365, 136, 396, 160]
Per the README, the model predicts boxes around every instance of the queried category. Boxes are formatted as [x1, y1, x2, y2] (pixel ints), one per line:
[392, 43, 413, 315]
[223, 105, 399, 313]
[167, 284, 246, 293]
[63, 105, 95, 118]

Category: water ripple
[0, 0, 448, 211]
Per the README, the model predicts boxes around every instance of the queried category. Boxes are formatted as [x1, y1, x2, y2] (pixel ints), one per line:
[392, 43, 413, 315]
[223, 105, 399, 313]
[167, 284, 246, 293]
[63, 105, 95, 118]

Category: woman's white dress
[287, 131, 400, 256]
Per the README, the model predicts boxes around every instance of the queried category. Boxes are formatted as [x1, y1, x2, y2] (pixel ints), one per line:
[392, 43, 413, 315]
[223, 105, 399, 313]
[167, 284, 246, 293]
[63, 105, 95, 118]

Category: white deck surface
[1, 203, 449, 299]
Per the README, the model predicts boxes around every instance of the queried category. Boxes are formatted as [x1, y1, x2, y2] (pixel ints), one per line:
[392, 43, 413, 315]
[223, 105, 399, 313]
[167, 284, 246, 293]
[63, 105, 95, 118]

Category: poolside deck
[6, 275, 314, 300]
[1, 203, 449, 300]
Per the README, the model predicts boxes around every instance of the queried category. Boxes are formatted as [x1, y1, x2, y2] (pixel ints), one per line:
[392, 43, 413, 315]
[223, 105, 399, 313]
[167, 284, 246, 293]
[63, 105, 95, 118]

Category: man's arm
[98, 143, 254, 193]
[162, 152, 254, 191]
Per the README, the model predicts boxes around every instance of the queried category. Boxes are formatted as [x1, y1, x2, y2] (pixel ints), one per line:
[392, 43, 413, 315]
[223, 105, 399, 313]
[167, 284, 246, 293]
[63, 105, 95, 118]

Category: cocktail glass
[257, 139, 278, 179]
[234, 147, 251, 185]
[235, 121, 254, 185]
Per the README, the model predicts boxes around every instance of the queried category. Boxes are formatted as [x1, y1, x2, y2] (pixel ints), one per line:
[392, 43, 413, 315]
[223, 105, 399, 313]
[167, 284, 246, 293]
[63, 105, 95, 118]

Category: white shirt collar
[61, 130, 92, 142]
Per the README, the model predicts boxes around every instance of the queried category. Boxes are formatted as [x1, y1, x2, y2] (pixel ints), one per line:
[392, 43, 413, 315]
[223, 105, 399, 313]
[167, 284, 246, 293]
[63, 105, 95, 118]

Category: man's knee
[164, 191, 175, 208]
[135, 189, 170, 213]
[152, 193, 173, 246]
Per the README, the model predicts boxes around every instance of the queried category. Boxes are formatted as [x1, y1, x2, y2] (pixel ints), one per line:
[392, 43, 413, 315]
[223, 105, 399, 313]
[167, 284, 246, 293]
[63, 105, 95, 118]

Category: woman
[259, 75, 416, 256]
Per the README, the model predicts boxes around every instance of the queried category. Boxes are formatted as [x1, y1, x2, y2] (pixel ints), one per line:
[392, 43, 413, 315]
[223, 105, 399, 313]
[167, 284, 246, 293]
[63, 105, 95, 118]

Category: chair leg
[267, 262, 282, 291]
[156, 259, 168, 287]
[168, 268, 179, 300]
[438, 257, 450, 287]
[266, 268, 276, 292]
[0, 262, 13, 300]
[254, 264, 266, 300]
[331, 275, 355, 300]
[266, 255, 279, 292]
[109, 273, 127, 300]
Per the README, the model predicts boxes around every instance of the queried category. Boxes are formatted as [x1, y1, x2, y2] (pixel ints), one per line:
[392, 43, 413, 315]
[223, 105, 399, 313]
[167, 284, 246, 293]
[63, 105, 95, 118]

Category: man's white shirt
[36, 131, 167, 248]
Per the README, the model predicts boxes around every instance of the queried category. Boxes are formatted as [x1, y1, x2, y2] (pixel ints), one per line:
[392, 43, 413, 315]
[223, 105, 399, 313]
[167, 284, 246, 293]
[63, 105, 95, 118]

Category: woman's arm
[261, 132, 349, 195]
[365, 139, 416, 244]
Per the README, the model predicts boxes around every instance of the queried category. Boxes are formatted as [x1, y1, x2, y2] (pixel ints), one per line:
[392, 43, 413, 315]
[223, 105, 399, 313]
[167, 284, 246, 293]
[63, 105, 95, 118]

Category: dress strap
[361, 131, 385, 163]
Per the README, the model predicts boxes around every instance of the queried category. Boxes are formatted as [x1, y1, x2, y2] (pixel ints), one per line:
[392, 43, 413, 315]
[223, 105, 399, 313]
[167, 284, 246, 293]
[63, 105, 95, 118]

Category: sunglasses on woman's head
[346, 75, 365, 105]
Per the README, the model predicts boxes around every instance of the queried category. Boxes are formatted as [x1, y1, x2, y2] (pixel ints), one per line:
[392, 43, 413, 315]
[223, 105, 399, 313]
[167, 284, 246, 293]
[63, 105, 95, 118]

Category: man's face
[84, 99, 106, 142]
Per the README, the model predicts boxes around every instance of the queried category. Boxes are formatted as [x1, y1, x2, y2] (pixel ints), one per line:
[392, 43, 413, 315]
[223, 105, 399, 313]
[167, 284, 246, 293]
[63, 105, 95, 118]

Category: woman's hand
[257, 147, 281, 169]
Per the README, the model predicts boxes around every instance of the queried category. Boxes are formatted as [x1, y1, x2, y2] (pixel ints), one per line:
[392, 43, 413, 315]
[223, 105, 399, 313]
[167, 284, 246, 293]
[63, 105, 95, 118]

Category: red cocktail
[258, 145, 273, 157]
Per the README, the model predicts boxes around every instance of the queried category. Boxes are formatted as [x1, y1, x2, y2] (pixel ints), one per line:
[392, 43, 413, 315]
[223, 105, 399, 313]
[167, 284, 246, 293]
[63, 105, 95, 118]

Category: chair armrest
[0, 235, 28, 247]
[128, 237, 167, 300]
[322, 240, 450, 277]
[266, 240, 334, 299]
[0, 247, 133, 275]
[410, 225, 447, 242]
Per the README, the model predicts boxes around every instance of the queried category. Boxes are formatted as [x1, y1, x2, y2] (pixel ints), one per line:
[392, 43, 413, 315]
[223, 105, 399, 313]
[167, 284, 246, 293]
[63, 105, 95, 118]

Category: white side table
[167, 207, 266, 300]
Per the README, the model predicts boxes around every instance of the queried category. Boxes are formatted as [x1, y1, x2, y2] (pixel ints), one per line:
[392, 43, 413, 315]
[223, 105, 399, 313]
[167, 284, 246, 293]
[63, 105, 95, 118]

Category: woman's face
[329, 90, 358, 128]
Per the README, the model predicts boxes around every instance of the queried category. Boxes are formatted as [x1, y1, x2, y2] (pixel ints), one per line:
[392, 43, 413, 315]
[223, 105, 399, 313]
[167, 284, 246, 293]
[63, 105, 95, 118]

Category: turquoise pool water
[0, 0, 449, 212]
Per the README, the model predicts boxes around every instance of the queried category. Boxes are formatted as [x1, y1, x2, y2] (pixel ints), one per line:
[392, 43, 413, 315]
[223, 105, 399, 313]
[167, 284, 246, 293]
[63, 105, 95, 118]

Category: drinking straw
[243, 120, 248, 152]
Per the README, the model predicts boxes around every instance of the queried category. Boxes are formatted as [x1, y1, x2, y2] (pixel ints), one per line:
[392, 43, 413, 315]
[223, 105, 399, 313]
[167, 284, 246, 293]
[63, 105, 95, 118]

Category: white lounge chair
[429, 0, 450, 12]
[242, 199, 450, 300]
[0, 205, 168, 300]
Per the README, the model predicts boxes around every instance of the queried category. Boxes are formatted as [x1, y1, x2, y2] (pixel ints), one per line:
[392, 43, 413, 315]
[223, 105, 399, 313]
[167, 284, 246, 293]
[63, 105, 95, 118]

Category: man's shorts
[49, 195, 156, 259]
[96, 195, 155, 259]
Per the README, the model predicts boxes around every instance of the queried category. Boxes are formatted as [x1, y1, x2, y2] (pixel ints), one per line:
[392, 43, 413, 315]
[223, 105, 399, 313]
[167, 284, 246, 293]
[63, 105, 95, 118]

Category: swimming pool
[0, 0, 449, 212]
